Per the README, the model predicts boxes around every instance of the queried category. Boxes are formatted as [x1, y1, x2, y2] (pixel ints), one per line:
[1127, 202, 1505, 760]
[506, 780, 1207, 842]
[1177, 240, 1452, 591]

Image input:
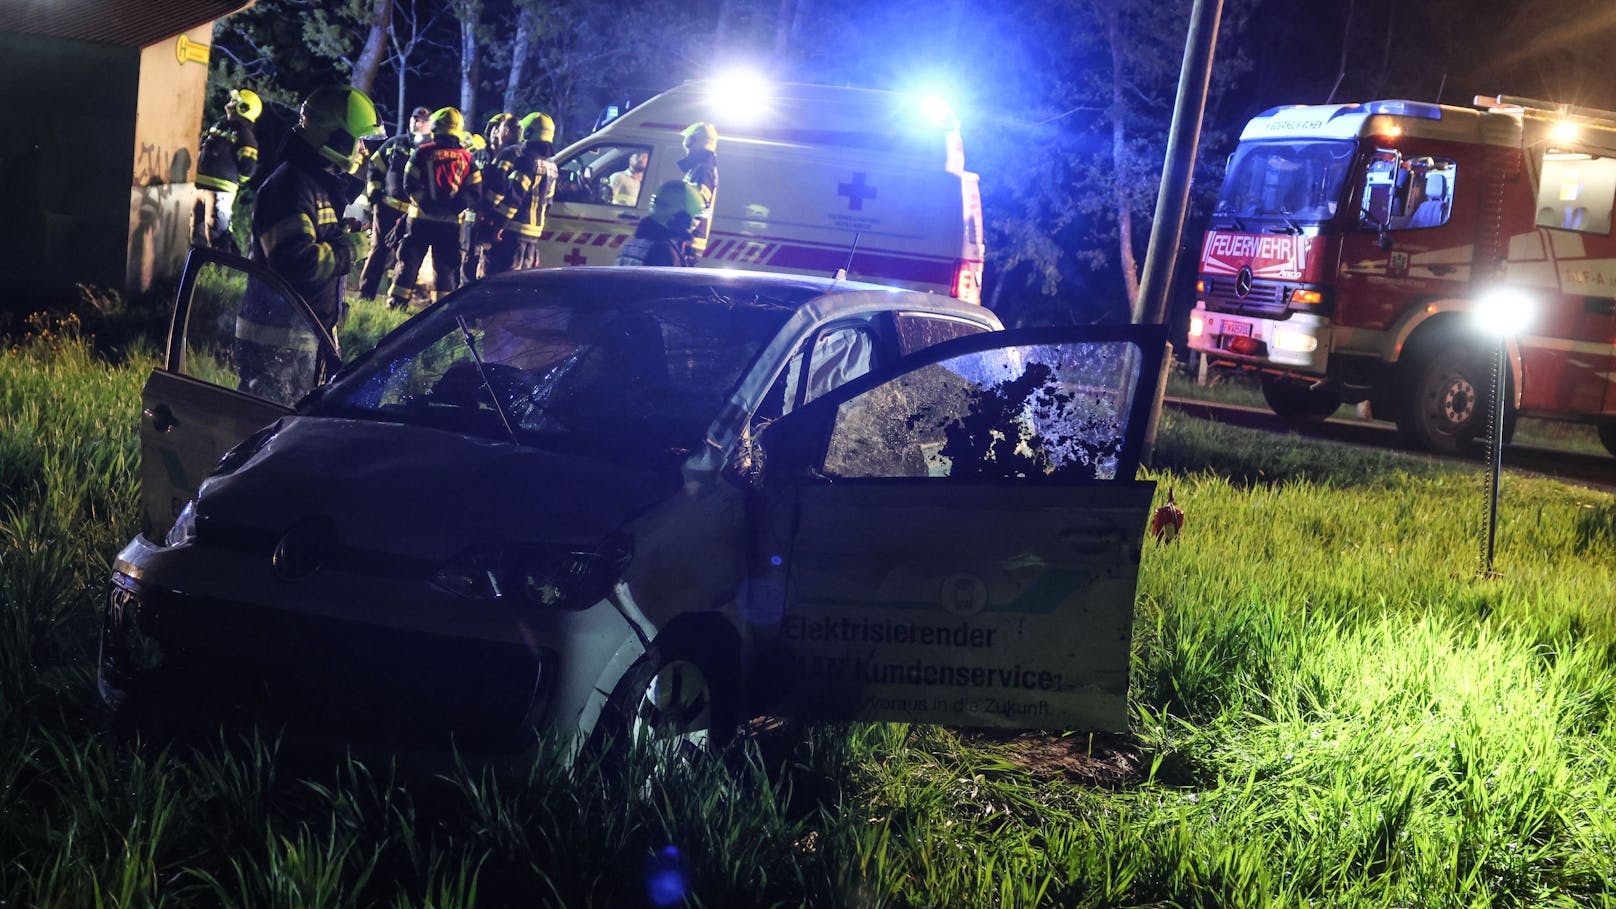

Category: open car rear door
[139, 248, 337, 541]
[749, 325, 1166, 732]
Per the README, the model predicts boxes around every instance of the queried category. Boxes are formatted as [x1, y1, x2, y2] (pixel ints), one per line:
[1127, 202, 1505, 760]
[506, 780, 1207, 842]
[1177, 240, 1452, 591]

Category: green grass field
[3, 312, 1615, 907]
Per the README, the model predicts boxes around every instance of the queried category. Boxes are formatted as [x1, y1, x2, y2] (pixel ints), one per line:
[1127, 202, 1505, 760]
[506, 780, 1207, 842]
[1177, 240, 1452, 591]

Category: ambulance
[535, 80, 985, 304]
[1188, 96, 1616, 457]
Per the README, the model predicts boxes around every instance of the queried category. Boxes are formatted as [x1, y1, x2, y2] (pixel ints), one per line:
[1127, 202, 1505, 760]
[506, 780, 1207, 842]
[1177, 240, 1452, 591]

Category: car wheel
[1396, 344, 1494, 453]
[1260, 376, 1341, 424]
[1599, 420, 1616, 459]
[592, 638, 734, 763]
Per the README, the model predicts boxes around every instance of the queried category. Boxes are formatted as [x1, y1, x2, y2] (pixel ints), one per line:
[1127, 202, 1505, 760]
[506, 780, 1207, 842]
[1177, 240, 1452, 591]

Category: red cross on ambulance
[838, 173, 877, 211]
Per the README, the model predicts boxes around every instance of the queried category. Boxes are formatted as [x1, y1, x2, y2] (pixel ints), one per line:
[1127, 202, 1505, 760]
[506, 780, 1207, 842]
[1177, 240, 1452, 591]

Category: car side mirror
[726, 411, 830, 487]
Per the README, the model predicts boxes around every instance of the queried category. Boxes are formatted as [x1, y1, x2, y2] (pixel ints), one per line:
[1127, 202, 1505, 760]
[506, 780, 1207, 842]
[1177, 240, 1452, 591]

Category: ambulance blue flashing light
[919, 94, 955, 127]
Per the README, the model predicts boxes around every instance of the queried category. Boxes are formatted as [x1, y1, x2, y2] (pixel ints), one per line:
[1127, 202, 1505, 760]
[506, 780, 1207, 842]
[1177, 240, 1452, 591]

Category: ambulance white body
[535, 81, 985, 304]
[1188, 96, 1616, 456]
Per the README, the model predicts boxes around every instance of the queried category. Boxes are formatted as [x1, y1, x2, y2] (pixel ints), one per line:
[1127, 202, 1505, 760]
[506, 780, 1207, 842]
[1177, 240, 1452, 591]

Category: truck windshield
[1213, 140, 1356, 227]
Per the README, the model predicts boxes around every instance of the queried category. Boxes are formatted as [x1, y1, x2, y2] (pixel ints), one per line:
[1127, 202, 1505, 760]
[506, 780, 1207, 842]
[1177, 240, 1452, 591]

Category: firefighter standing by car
[193, 88, 262, 253]
[390, 107, 481, 309]
[678, 122, 718, 265]
[461, 113, 517, 284]
[477, 112, 559, 276]
[236, 86, 381, 405]
[616, 179, 703, 267]
[358, 105, 432, 300]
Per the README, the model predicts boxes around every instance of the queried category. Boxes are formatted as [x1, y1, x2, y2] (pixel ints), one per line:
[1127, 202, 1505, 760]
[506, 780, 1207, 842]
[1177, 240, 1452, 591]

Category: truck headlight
[1271, 328, 1319, 353]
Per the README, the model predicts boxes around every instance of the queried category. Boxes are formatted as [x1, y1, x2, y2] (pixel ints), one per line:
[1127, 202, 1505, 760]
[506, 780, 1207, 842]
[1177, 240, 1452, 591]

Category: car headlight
[165, 499, 199, 547]
[431, 538, 632, 609]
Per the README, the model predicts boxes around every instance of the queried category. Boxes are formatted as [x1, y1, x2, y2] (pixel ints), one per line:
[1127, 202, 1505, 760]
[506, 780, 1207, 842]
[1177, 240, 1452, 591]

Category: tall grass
[2, 321, 1614, 906]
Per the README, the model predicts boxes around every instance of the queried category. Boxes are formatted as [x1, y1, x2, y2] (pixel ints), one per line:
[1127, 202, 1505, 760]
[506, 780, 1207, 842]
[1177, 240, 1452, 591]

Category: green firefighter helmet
[295, 86, 381, 174]
[681, 121, 718, 152]
[430, 107, 465, 138]
[519, 111, 555, 144]
[648, 179, 704, 229]
[229, 88, 262, 122]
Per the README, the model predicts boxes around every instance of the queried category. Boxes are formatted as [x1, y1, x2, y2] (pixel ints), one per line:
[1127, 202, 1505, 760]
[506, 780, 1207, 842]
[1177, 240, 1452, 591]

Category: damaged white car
[102, 249, 1166, 759]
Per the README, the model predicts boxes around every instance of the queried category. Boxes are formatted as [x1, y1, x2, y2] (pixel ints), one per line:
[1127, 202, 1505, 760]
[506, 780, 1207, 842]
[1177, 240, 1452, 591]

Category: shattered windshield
[319, 282, 795, 463]
[1214, 140, 1356, 226]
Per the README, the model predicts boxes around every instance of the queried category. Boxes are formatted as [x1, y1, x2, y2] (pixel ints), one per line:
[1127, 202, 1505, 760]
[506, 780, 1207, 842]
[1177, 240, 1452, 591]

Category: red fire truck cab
[1189, 96, 1616, 458]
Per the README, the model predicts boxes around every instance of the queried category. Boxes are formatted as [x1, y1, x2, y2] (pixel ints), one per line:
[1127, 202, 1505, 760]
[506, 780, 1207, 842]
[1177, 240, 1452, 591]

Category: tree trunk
[504, 1, 538, 114]
[458, 0, 482, 121]
[1108, 11, 1140, 312]
[351, 0, 392, 96]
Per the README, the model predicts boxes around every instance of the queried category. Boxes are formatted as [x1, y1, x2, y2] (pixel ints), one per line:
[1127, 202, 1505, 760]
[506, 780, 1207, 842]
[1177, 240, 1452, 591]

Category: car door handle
[144, 403, 177, 433]
[617, 212, 639, 221]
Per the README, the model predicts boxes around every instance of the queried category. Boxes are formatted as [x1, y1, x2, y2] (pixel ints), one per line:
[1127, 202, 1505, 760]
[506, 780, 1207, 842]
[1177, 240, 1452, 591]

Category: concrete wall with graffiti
[128, 25, 211, 297]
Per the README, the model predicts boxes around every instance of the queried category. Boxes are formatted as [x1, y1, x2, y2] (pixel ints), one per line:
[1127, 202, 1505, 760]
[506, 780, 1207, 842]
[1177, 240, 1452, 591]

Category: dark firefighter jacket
[482, 143, 559, 238]
[677, 147, 718, 259]
[196, 114, 259, 192]
[365, 134, 417, 212]
[616, 217, 689, 268]
[404, 136, 481, 223]
[246, 139, 357, 335]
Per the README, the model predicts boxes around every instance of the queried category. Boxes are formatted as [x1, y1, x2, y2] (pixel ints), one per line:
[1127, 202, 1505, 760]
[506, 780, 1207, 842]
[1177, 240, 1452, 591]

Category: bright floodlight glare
[919, 94, 955, 126]
[1551, 120, 1580, 143]
[1474, 287, 1534, 337]
[708, 69, 772, 124]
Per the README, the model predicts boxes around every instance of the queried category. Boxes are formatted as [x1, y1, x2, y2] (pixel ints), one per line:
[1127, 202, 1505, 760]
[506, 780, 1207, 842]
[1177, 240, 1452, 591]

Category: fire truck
[1188, 96, 1616, 458]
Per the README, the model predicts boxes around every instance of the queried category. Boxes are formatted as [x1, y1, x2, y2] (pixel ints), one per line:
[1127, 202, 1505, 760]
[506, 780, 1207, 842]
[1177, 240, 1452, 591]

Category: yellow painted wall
[127, 24, 212, 296]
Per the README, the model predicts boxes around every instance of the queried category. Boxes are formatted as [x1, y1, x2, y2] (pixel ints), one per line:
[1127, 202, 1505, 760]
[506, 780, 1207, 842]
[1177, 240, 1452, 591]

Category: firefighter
[616, 179, 703, 267]
[678, 122, 719, 265]
[358, 105, 432, 300]
[390, 107, 481, 309]
[461, 112, 518, 284]
[237, 85, 381, 405]
[478, 112, 559, 277]
[193, 88, 262, 253]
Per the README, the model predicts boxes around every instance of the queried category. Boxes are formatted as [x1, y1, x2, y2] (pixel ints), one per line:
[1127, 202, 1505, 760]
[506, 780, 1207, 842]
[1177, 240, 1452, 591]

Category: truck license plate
[1221, 320, 1252, 338]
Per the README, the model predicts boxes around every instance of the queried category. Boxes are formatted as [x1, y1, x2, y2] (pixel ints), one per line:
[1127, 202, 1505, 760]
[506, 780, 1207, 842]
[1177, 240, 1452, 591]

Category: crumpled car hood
[195, 416, 678, 558]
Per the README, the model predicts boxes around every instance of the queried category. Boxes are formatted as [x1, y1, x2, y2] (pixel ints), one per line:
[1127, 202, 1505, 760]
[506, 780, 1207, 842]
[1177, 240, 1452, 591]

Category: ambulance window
[893, 314, 989, 356]
[553, 143, 652, 206]
[1536, 151, 1616, 235]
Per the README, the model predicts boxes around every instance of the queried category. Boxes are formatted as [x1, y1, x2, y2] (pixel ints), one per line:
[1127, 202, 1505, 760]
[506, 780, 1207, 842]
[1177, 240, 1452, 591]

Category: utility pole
[1135, 0, 1223, 462]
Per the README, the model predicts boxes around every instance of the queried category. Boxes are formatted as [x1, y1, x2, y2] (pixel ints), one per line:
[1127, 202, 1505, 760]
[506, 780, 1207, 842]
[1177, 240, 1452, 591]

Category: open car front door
[139, 248, 338, 541]
[749, 325, 1167, 732]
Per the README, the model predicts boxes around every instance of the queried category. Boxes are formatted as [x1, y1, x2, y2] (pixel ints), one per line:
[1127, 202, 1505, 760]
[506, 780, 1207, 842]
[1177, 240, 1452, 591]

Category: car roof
[472, 266, 999, 324]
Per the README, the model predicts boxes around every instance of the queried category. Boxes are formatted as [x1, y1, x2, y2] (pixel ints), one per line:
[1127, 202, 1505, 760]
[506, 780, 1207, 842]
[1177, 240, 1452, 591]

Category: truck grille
[1200, 277, 1288, 318]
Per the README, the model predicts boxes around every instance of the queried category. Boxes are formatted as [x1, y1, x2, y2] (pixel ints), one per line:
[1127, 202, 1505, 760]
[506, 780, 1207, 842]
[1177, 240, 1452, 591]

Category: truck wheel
[1260, 376, 1341, 424]
[1397, 344, 1493, 453]
[1599, 420, 1616, 459]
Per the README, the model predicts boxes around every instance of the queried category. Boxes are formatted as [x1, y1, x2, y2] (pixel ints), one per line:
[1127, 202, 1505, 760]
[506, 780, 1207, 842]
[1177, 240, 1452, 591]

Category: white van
[536, 81, 985, 304]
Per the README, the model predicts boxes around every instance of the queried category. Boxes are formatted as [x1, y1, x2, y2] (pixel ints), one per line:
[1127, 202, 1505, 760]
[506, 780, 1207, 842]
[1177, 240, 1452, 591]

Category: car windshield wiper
[1275, 210, 1303, 234]
[454, 315, 520, 446]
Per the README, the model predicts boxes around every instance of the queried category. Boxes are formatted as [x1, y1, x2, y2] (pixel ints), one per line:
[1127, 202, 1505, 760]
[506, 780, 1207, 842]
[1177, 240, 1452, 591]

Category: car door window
[817, 334, 1157, 481]
[553, 143, 653, 206]
[892, 313, 989, 356]
[176, 255, 334, 407]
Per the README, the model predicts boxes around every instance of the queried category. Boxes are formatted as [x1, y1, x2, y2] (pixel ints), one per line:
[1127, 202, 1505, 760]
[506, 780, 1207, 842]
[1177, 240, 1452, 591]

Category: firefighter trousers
[391, 218, 461, 308]
[480, 235, 541, 278]
[359, 205, 405, 298]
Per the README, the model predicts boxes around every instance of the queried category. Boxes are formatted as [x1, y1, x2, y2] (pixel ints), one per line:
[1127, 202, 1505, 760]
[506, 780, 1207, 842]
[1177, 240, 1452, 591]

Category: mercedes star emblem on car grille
[272, 518, 336, 581]
[1235, 266, 1253, 298]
